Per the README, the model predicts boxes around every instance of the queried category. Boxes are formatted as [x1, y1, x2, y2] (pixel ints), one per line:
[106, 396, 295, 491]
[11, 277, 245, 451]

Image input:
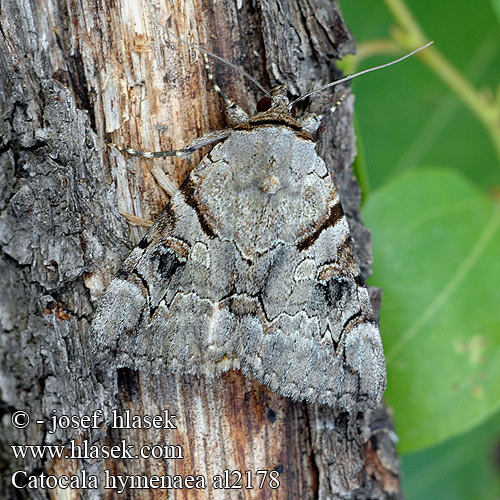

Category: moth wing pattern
[92, 125, 386, 411]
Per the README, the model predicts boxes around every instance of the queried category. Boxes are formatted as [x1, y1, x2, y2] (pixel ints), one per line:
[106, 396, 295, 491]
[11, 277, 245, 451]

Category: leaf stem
[340, 39, 400, 74]
[381, 0, 500, 169]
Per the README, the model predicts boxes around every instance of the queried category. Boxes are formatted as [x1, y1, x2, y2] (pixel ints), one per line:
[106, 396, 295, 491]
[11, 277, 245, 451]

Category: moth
[92, 37, 431, 412]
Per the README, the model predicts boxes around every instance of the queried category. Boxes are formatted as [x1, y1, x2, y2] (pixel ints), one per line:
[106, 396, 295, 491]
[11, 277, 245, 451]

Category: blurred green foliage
[339, 0, 500, 497]
[364, 169, 500, 451]
[402, 410, 500, 499]
[341, 0, 500, 192]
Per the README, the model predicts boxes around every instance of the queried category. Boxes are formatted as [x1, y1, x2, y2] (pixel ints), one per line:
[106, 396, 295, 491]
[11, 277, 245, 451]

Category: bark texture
[0, 0, 402, 498]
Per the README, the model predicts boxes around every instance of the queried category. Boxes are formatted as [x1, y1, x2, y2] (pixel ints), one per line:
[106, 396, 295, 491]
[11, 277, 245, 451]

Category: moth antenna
[166, 28, 271, 97]
[288, 41, 433, 108]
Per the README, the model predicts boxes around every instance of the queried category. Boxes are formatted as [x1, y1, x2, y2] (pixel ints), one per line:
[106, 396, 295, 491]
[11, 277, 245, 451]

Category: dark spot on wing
[115, 267, 130, 280]
[267, 409, 276, 422]
[138, 236, 149, 249]
[321, 278, 353, 307]
[354, 274, 364, 287]
[157, 250, 183, 282]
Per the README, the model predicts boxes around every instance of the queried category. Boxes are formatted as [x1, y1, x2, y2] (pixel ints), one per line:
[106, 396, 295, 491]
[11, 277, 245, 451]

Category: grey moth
[88, 41, 433, 412]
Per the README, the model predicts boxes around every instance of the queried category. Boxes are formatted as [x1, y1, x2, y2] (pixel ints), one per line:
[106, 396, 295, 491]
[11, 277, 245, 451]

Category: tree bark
[0, 0, 402, 498]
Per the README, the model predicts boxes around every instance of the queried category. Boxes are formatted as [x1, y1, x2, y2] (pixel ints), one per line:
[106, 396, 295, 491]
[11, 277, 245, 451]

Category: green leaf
[492, 0, 500, 23]
[363, 168, 500, 453]
[402, 410, 500, 500]
[340, 0, 500, 190]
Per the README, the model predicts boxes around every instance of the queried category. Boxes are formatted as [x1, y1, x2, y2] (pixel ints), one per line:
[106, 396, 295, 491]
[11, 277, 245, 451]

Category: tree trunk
[0, 0, 402, 498]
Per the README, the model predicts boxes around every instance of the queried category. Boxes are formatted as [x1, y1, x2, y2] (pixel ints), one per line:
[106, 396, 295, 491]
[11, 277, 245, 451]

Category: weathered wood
[0, 0, 402, 498]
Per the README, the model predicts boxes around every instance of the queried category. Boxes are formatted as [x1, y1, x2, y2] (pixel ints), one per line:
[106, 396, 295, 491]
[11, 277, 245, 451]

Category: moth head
[257, 86, 296, 117]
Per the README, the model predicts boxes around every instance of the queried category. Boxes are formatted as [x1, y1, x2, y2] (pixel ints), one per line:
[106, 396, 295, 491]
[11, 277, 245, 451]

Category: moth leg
[300, 92, 349, 135]
[203, 54, 249, 125]
[151, 164, 178, 197]
[119, 212, 154, 228]
[109, 127, 233, 160]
